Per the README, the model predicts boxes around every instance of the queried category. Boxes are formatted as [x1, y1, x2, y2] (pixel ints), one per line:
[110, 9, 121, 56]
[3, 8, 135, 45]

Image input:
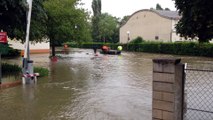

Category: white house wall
[119, 10, 185, 43]
[8, 39, 50, 54]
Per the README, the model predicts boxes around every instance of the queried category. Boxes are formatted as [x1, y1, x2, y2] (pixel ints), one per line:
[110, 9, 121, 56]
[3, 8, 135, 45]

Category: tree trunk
[52, 44, 55, 57]
[50, 39, 56, 56]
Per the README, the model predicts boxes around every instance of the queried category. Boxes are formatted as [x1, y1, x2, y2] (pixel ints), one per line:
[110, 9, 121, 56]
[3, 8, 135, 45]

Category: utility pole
[22, 0, 36, 84]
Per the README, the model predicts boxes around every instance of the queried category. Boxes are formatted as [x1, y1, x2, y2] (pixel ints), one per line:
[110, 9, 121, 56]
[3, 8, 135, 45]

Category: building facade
[8, 39, 50, 55]
[119, 9, 184, 43]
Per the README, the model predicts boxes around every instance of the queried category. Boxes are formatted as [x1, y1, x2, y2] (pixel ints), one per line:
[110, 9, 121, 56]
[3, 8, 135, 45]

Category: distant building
[8, 39, 50, 55]
[119, 9, 186, 43]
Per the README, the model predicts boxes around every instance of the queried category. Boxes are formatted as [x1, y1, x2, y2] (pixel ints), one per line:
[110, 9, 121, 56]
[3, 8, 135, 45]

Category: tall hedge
[65, 42, 213, 57]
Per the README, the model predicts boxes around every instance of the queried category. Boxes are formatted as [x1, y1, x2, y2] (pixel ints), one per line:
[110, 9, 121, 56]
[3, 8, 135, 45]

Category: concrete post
[152, 58, 184, 120]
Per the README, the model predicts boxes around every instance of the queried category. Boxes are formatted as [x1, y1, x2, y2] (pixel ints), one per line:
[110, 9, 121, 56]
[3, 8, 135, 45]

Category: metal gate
[184, 65, 213, 120]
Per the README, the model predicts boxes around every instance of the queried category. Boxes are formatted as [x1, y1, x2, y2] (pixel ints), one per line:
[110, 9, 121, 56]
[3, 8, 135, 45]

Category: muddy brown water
[0, 48, 212, 120]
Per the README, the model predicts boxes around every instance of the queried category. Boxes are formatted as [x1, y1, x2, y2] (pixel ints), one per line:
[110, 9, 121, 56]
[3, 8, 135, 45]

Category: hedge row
[134, 42, 213, 57]
[65, 42, 213, 57]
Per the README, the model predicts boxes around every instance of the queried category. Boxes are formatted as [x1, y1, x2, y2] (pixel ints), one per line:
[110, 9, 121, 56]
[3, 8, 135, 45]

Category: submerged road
[0, 48, 212, 120]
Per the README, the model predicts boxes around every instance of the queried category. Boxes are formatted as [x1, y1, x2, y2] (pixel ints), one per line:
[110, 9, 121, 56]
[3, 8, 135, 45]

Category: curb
[0, 81, 22, 90]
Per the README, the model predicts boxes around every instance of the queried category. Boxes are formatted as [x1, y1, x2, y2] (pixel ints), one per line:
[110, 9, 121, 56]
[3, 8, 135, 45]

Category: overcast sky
[80, 0, 176, 18]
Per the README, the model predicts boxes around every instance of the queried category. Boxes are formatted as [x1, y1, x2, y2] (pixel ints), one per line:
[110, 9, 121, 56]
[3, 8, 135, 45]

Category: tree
[165, 8, 170, 11]
[0, 0, 27, 40]
[72, 9, 92, 43]
[175, 0, 213, 43]
[44, 0, 90, 56]
[156, 3, 163, 10]
[0, 0, 47, 42]
[91, 0, 101, 41]
[98, 13, 119, 43]
[119, 15, 130, 26]
[30, 0, 47, 42]
[92, 0, 101, 17]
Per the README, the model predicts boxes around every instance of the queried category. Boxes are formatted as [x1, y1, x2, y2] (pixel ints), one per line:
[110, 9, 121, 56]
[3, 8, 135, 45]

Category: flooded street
[0, 48, 212, 120]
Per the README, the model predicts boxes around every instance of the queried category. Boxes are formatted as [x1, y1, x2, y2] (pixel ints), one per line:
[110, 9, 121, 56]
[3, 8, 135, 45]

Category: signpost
[0, 32, 8, 43]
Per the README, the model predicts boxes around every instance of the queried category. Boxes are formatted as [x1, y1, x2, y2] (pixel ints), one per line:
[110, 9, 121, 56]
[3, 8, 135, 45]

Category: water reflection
[0, 48, 212, 120]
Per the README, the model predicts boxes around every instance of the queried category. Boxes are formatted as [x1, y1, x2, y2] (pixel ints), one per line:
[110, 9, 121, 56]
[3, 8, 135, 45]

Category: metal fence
[184, 67, 213, 120]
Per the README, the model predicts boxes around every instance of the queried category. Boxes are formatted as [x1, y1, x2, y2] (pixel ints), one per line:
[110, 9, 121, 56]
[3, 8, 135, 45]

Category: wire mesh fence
[184, 68, 213, 120]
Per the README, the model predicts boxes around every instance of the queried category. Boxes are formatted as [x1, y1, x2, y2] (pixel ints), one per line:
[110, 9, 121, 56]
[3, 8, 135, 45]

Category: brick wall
[152, 58, 184, 120]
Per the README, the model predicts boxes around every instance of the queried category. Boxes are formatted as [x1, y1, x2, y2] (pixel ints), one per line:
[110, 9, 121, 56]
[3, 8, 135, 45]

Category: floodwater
[0, 48, 212, 120]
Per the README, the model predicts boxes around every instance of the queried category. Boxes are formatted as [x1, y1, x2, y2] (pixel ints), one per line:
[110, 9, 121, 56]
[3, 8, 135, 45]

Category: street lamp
[127, 31, 130, 43]
[74, 25, 78, 41]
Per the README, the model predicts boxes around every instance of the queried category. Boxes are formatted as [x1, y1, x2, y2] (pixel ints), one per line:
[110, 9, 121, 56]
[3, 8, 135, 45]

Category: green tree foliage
[91, 0, 101, 41]
[0, 0, 47, 42]
[92, 0, 101, 16]
[156, 3, 163, 10]
[0, 0, 27, 40]
[44, 0, 90, 56]
[119, 15, 130, 26]
[175, 0, 213, 43]
[30, 0, 47, 42]
[91, 0, 119, 43]
[98, 13, 119, 43]
[165, 8, 170, 11]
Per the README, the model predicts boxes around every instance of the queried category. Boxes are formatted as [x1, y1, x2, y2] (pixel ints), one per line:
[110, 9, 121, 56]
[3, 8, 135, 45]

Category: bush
[129, 37, 144, 44]
[0, 44, 9, 54]
[34, 67, 49, 77]
[1, 63, 49, 77]
[1, 63, 21, 75]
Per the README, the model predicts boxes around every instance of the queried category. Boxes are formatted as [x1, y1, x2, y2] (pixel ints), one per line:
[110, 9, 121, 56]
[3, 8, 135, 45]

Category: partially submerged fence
[184, 68, 213, 120]
[152, 59, 213, 120]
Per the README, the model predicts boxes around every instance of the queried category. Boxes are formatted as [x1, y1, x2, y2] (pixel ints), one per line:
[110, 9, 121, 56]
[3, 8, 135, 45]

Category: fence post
[152, 58, 184, 120]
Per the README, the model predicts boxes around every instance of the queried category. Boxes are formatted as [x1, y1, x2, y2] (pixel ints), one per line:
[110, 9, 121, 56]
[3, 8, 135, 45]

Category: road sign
[0, 32, 7, 43]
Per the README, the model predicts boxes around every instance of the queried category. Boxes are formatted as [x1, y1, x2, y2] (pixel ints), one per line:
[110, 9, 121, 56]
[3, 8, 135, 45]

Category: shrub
[1, 63, 21, 75]
[0, 44, 20, 58]
[34, 67, 49, 77]
[1, 63, 49, 77]
[0, 44, 9, 54]
[129, 37, 144, 44]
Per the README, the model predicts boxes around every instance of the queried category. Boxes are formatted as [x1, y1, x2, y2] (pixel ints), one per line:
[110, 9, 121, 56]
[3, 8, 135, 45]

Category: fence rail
[185, 68, 213, 72]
